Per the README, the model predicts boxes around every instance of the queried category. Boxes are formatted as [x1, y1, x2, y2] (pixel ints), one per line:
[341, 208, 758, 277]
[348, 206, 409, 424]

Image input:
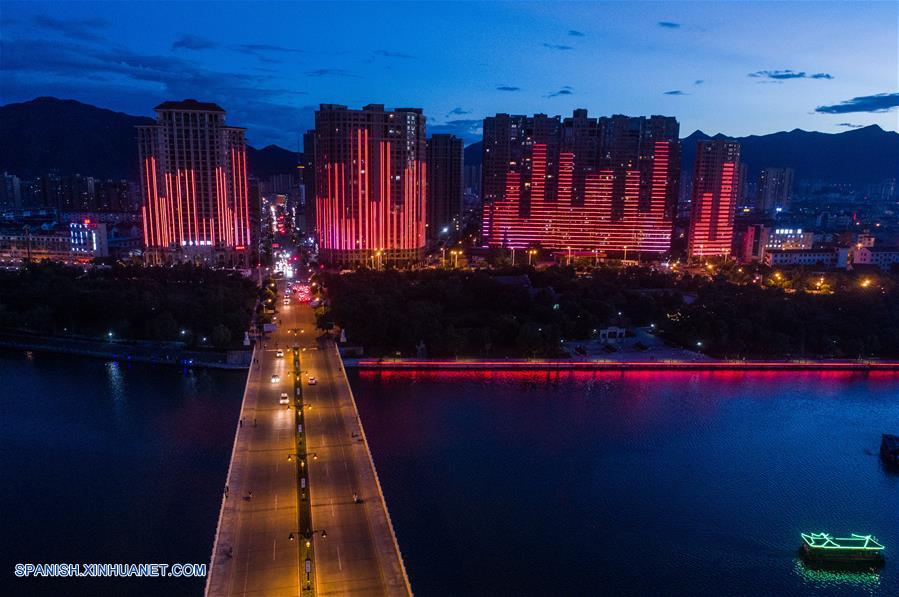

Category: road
[207, 279, 411, 596]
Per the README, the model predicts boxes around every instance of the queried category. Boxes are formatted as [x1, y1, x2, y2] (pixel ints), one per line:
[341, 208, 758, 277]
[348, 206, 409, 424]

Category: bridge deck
[206, 284, 410, 596]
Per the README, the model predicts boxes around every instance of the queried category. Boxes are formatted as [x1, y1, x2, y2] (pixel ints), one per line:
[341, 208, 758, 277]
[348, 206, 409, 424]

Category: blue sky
[1, 1, 896, 148]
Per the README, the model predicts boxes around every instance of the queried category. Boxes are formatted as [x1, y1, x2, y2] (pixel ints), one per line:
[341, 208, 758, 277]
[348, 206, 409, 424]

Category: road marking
[273, 538, 277, 561]
[336, 545, 343, 571]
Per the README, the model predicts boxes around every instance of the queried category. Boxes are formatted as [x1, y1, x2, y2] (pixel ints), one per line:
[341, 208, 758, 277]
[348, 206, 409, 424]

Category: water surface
[1, 350, 244, 596]
[351, 369, 899, 596]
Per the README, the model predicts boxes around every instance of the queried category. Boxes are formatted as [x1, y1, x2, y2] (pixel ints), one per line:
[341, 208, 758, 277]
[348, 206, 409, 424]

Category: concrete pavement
[206, 280, 411, 596]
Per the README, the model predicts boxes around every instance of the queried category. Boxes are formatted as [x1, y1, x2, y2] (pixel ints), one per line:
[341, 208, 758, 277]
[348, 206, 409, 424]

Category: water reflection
[794, 559, 881, 594]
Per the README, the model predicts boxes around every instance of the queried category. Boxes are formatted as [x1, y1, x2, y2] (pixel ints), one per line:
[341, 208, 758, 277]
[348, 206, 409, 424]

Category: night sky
[1, 1, 897, 148]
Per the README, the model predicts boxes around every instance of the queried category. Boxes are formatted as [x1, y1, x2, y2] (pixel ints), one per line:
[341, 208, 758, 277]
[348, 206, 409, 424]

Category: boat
[882, 434, 899, 467]
[800, 533, 885, 567]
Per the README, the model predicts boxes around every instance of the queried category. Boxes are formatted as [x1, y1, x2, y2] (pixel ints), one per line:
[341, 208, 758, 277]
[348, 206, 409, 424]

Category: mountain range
[2, 97, 896, 186]
[0, 97, 300, 180]
[464, 125, 898, 186]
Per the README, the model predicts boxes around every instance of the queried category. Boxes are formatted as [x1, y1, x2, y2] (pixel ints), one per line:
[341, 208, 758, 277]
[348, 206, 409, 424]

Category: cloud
[694, 80, 704, 85]
[547, 86, 573, 98]
[836, 123, 863, 128]
[232, 43, 304, 56]
[543, 43, 574, 50]
[446, 107, 472, 117]
[496, 85, 521, 92]
[172, 34, 218, 51]
[305, 68, 358, 78]
[663, 90, 688, 96]
[815, 92, 899, 114]
[373, 49, 414, 59]
[428, 119, 482, 144]
[32, 15, 108, 42]
[658, 21, 682, 29]
[749, 69, 834, 80]
[0, 37, 313, 147]
[568, 30, 585, 37]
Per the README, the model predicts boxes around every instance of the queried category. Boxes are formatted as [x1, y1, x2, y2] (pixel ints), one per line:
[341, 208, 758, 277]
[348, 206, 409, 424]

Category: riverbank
[0, 330, 251, 369]
[344, 356, 899, 371]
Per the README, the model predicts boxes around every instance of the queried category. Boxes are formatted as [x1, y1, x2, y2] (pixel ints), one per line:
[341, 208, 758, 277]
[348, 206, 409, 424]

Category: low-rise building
[763, 248, 838, 268]
[0, 220, 108, 264]
[852, 246, 899, 270]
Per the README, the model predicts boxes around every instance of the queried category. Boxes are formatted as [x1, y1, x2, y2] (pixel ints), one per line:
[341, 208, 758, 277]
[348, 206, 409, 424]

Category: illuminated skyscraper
[311, 104, 427, 266]
[137, 99, 251, 266]
[480, 110, 679, 256]
[687, 140, 741, 258]
[426, 134, 463, 241]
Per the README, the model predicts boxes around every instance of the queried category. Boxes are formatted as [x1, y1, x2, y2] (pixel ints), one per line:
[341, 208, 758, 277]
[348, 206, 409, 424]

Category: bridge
[205, 280, 411, 596]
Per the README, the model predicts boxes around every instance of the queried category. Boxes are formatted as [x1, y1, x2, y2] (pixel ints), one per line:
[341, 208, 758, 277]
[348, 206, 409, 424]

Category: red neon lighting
[689, 144, 739, 258]
[482, 140, 676, 253]
[315, 126, 425, 260]
[141, 136, 250, 250]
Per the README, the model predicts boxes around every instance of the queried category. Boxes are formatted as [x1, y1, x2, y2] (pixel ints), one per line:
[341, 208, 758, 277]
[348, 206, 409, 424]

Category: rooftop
[154, 99, 225, 112]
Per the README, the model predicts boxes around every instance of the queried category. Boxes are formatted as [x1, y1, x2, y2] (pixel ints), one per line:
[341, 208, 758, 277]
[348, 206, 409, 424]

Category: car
[279, 392, 289, 405]
[308, 376, 317, 385]
[275, 349, 284, 358]
[270, 374, 280, 383]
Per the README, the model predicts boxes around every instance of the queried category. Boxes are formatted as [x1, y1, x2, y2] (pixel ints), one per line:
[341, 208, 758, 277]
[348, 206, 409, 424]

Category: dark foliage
[320, 266, 899, 359]
[0, 262, 257, 348]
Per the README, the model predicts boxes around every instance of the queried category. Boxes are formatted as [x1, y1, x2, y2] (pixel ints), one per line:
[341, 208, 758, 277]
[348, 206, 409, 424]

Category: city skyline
[1, 1, 897, 149]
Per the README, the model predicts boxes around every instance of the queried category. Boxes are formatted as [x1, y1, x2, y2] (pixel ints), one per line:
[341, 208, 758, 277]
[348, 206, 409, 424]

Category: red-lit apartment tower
[311, 104, 427, 266]
[481, 110, 679, 257]
[687, 140, 741, 258]
[137, 100, 251, 266]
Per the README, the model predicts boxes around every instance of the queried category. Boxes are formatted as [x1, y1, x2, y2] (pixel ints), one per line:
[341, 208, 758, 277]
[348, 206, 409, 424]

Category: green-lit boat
[801, 533, 885, 567]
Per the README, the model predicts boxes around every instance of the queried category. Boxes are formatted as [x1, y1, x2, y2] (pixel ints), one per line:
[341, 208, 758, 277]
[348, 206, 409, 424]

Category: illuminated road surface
[207, 280, 410, 596]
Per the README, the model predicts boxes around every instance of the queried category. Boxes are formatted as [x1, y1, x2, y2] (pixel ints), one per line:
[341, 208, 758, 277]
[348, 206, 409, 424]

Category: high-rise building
[688, 140, 741, 258]
[0, 172, 22, 209]
[755, 167, 794, 213]
[310, 103, 427, 266]
[426, 134, 463, 241]
[480, 110, 679, 255]
[137, 99, 252, 266]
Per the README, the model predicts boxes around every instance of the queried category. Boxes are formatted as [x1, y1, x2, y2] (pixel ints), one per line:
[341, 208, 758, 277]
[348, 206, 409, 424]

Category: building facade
[426, 134, 463, 242]
[0, 220, 108, 264]
[137, 99, 253, 266]
[310, 104, 427, 266]
[480, 110, 680, 256]
[756, 167, 794, 213]
[688, 140, 741, 258]
[741, 225, 814, 262]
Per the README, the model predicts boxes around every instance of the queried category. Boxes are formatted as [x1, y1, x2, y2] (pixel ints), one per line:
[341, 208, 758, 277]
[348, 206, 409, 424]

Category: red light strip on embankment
[349, 359, 899, 371]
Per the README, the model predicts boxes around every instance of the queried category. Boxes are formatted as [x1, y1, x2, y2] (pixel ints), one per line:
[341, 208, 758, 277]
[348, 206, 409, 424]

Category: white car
[275, 349, 284, 358]
[279, 392, 289, 405]
[308, 376, 317, 386]
[270, 374, 280, 383]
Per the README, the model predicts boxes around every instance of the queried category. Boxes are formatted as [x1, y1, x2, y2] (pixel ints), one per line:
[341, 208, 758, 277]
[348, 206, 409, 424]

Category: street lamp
[288, 452, 317, 464]
[289, 529, 327, 546]
[527, 249, 537, 266]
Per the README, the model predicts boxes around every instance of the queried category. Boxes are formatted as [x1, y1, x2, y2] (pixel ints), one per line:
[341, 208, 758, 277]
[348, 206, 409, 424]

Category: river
[350, 368, 899, 596]
[1, 349, 245, 596]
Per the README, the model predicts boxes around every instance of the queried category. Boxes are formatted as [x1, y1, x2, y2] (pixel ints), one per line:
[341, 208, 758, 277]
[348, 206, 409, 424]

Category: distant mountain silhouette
[3, 98, 894, 185]
[680, 126, 899, 184]
[464, 126, 898, 185]
[0, 97, 299, 180]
